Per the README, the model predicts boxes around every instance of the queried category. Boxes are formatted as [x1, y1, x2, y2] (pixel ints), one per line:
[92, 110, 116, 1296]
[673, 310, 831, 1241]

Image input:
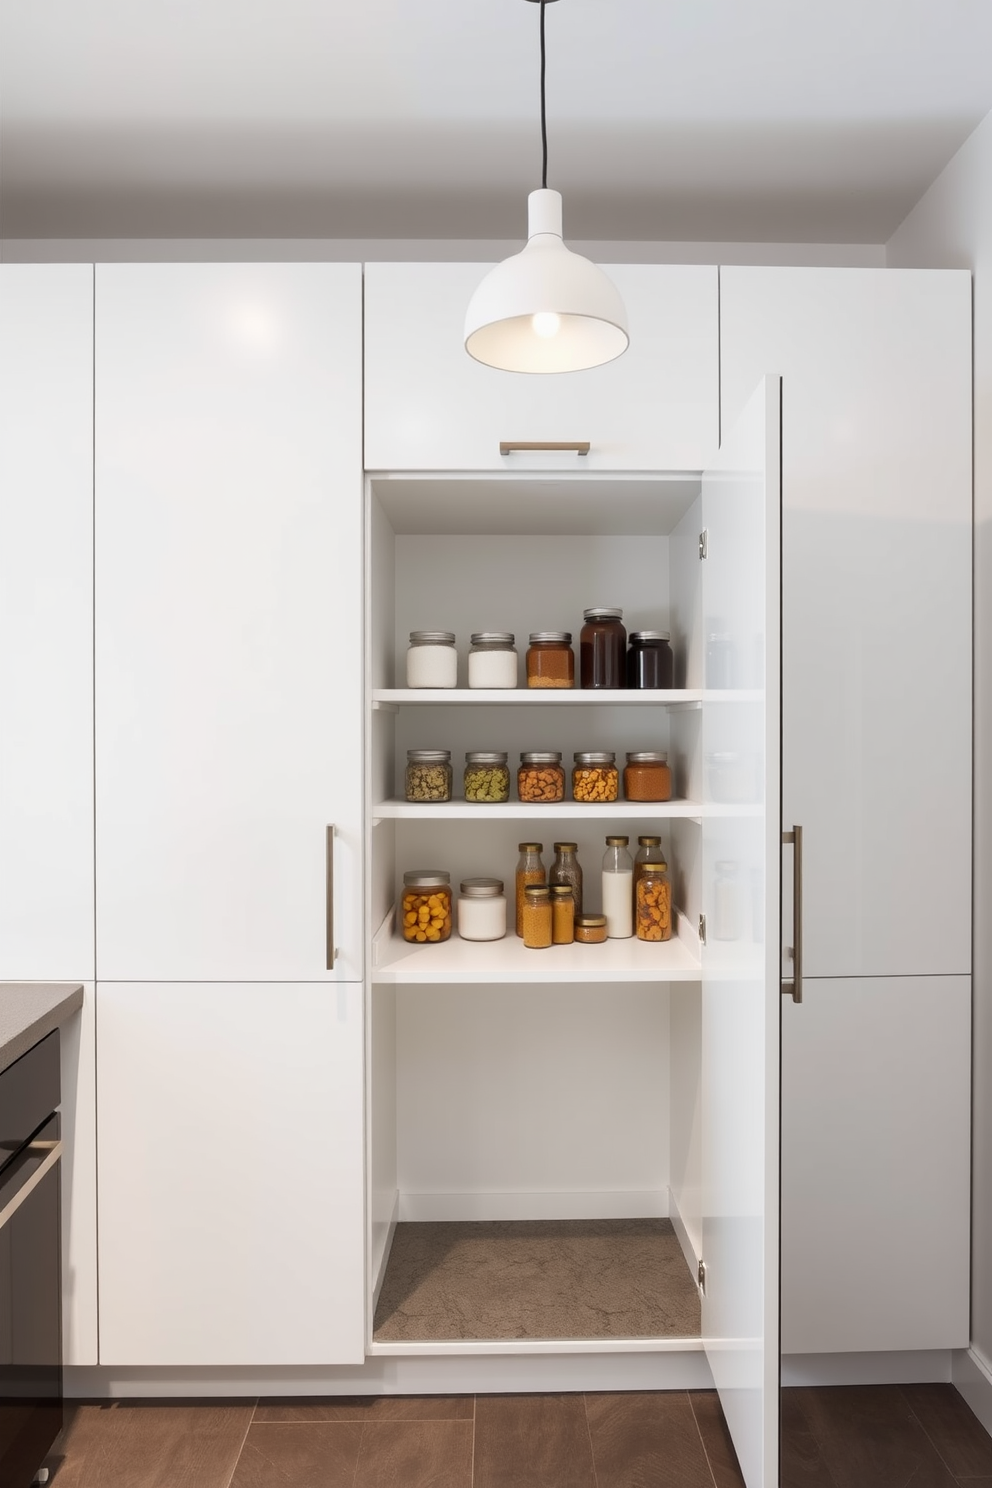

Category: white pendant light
[464, 0, 629, 375]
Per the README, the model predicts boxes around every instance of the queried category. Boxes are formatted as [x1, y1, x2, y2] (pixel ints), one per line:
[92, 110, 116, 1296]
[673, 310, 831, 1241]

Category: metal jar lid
[638, 835, 662, 846]
[403, 869, 451, 887]
[459, 876, 505, 897]
[518, 841, 544, 852]
[573, 751, 616, 765]
[524, 883, 551, 899]
[407, 749, 451, 762]
[520, 751, 563, 765]
[575, 913, 607, 927]
[470, 632, 515, 647]
[529, 631, 572, 644]
[408, 630, 456, 645]
[550, 884, 573, 896]
[583, 608, 623, 620]
[629, 630, 671, 643]
[553, 841, 578, 852]
[465, 751, 508, 765]
[638, 859, 668, 871]
[605, 836, 630, 847]
[626, 751, 669, 763]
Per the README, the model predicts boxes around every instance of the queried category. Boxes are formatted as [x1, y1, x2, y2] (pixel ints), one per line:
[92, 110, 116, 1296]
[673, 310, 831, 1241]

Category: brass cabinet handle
[326, 825, 336, 970]
[0, 1140, 63, 1233]
[782, 825, 803, 1003]
[499, 441, 590, 456]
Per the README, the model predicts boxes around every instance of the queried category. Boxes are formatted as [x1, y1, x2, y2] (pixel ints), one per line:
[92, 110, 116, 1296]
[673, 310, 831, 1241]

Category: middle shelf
[373, 798, 760, 820]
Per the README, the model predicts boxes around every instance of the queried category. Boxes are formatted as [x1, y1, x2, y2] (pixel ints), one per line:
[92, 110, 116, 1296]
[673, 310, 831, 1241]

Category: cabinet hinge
[697, 1259, 707, 1294]
[698, 529, 708, 560]
[698, 913, 707, 946]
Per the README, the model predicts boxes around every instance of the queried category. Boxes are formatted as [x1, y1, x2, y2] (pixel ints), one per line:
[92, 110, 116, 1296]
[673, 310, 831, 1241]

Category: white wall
[888, 107, 992, 1413]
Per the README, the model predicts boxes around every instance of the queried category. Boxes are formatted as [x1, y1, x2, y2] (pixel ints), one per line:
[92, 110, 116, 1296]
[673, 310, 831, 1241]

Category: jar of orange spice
[623, 751, 672, 802]
[515, 842, 545, 937]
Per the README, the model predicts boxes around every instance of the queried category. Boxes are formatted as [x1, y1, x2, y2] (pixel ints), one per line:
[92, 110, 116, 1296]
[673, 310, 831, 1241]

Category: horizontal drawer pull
[499, 441, 590, 456]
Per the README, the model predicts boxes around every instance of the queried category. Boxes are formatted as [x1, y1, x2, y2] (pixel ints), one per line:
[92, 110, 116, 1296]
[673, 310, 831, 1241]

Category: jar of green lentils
[463, 750, 510, 803]
[405, 749, 452, 802]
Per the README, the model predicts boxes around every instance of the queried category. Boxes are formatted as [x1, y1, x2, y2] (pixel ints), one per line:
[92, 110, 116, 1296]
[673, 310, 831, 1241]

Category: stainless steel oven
[0, 1032, 63, 1488]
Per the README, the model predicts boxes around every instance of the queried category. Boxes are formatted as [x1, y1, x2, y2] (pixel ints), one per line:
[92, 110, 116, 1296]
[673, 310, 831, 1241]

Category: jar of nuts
[405, 749, 452, 802]
[572, 751, 619, 803]
[518, 751, 565, 803]
[401, 870, 452, 943]
[635, 858, 672, 942]
[464, 751, 510, 803]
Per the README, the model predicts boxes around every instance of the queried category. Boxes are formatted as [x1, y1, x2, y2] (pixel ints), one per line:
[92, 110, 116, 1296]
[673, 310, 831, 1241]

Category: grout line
[351, 1419, 367, 1488]
[897, 1384, 964, 1483]
[581, 1392, 601, 1488]
[220, 1400, 256, 1488]
[470, 1393, 477, 1488]
[687, 1392, 721, 1488]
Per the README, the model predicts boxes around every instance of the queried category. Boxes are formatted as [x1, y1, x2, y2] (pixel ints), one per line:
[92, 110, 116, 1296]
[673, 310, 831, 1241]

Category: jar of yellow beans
[401, 870, 453, 944]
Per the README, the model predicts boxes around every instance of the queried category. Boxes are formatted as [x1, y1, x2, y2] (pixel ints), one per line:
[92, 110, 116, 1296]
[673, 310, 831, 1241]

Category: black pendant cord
[540, 0, 548, 188]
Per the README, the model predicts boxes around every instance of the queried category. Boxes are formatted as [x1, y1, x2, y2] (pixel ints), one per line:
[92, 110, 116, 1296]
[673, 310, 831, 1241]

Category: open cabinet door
[700, 376, 781, 1488]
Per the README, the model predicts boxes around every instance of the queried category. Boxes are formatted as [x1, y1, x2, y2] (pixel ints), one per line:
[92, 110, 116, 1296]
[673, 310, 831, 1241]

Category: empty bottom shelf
[372, 1219, 701, 1343]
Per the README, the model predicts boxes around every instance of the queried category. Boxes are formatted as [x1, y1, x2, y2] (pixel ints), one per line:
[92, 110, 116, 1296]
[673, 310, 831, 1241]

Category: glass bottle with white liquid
[602, 835, 634, 939]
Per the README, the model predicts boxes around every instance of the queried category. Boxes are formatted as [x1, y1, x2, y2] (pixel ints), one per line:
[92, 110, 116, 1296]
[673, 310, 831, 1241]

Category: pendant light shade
[464, 189, 629, 374]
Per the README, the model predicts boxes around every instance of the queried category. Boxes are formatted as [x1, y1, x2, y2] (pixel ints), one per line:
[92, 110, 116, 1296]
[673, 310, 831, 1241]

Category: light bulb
[531, 311, 561, 339]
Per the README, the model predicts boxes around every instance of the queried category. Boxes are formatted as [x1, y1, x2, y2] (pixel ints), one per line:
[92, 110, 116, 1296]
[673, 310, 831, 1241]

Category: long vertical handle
[782, 825, 803, 1003]
[326, 824, 336, 970]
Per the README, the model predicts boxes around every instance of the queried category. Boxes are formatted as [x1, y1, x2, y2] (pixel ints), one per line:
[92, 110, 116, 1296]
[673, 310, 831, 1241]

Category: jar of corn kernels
[572, 751, 619, 803]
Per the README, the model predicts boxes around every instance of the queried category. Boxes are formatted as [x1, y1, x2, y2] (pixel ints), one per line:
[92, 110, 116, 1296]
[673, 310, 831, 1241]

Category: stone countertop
[0, 983, 84, 1075]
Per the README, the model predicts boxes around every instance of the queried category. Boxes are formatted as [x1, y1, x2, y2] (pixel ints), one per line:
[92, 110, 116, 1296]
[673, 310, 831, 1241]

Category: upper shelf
[372, 688, 703, 708]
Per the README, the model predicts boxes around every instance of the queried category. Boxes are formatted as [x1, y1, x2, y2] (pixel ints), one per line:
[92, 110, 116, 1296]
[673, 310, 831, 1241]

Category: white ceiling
[3, 0, 992, 243]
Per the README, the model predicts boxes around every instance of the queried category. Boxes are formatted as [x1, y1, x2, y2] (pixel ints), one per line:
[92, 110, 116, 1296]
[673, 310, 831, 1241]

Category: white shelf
[372, 688, 702, 707]
[373, 797, 705, 821]
[373, 922, 702, 984]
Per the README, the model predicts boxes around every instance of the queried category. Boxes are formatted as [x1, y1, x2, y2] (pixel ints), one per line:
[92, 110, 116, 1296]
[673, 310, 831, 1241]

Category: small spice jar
[574, 914, 608, 944]
[623, 751, 673, 802]
[515, 842, 545, 937]
[627, 631, 675, 689]
[522, 884, 552, 948]
[572, 751, 620, 803]
[457, 877, 507, 941]
[635, 859, 673, 942]
[468, 632, 518, 689]
[518, 751, 565, 803]
[463, 751, 510, 803]
[405, 749, 452, 802]
[406, 631, 457, 688]
[526, 632, 574, 689]
[549, 841, 583, 916]
[551, 885, 575, 944]
[580, 608, 626, 689]
[401, 870, 452, 943]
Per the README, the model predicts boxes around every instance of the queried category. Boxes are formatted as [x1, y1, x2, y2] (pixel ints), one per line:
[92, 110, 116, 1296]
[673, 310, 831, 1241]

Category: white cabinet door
[0, 265, 94, 981]
[720, 266, 971, 980]
[96, 982, 365, 1366]
[781, 976, 971, 1355]
[364, 263, 718, 471]
[700, 377, 781, 1488]
[95, 264, 363, 982]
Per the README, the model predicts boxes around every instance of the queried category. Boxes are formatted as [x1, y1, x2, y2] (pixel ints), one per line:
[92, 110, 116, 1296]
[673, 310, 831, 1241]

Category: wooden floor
[45, 1384, 992, 1488]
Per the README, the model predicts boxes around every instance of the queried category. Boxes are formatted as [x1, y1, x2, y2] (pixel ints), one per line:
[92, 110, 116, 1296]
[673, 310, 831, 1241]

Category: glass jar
[457, 877, 507, 941]
[624, 751, 673, 802]
[572, 751, 619, 803]
[634, 836, 664, 902]
[551, 885, 575, 944]
[468, 632, 517, 689]
[522, 884, 552, 948]
[574, 914, 607, 944]
[526, 632, 574, 689]
[405, 749, 452, 802]
[580, 607, 626, 689]
[518, 751, 565, 804]
[549, 842, 583, 916]
[406, 631, 457, 688]
[635, 858, 672, 942]
[705, 751, 756, 804]
[515, 842, 545, 937]
[602, 835, 634, 939]
[463, 751, 510, 803]
[401, 870, 452, 943]
[627, 631, 674, 689]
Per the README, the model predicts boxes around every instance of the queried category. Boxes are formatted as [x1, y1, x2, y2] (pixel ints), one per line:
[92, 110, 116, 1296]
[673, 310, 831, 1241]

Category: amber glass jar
[515, 842, 545, 937]
[626, 631, 674, 689]
[580, 608, 626, 689]
[522, 884, 552, 948]
[574, 914, 608, 944]
[518, 751, 565, 803]
[526, 632, 574, 689]
[572, 751, 619, 803]
[635, 859, 672, 942]
[551, 885, 575, 944]
[549, 842, 583, 916]
[401, 870, 453, 944]
[623, 751, 673, 802]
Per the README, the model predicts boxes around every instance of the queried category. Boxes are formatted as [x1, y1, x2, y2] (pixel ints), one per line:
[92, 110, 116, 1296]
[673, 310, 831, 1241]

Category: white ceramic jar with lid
[457, 877, 507, 941]
[468, 632, 517, 688]
[407, 630, 457, 688]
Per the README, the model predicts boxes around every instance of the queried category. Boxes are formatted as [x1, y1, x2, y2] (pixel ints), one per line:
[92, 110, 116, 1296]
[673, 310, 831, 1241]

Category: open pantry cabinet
[364, 380, 781, 1488]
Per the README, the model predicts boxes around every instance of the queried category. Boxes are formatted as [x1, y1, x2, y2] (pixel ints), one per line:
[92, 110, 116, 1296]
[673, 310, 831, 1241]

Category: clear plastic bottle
[549, 841, 583, 916]
[602, 835, 634, 939]
[515, 842, 545, 937]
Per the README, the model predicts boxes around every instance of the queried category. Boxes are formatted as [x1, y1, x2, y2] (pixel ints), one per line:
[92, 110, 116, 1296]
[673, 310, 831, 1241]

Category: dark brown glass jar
[627, 631, 674, 689]
[580, 607, 626, 689]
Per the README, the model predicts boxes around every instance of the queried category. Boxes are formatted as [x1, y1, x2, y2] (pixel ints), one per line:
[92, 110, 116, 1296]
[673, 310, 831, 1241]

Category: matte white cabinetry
[96, 982, 365, 1365]
[781, 977, 971, 1354]
[364, 264, 718, 472]
[0, 265, 94, 981]
[95, 264, 364, 981]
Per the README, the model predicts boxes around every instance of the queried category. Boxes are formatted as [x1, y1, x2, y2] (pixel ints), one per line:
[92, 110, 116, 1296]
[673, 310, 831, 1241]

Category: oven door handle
[0, 1139, 62, 1233]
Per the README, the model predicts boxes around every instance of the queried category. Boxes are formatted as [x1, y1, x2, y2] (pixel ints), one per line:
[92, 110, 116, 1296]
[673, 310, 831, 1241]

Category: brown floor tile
[585, 1390, 716, 1488]
[353, 1419, 473, 1488]
[899, 1385, 992, 1480]
[229, 1421, 363, 1488]
[50, 1402, 254, 1488]
[474, 1394, 597, 1488]
[254, 1395, 474, 1423]
[792, 1385, 959, 1488]
[780, 1390, 840, 1488]
[688, 1391, 746, 1488]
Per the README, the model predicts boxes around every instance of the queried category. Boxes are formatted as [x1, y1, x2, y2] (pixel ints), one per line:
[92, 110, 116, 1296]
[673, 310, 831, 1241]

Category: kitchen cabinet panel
[96, 981, 365, 1366]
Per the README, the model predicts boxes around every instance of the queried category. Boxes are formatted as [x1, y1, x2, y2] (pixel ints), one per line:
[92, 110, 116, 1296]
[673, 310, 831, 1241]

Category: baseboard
[781, 1350, 953, 1386]
[952, 1346, 992, 1438]
[396, 1190, 669, 1223]
[668, 1188, 701, 1286]
[370, 1191, 399, 1314]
